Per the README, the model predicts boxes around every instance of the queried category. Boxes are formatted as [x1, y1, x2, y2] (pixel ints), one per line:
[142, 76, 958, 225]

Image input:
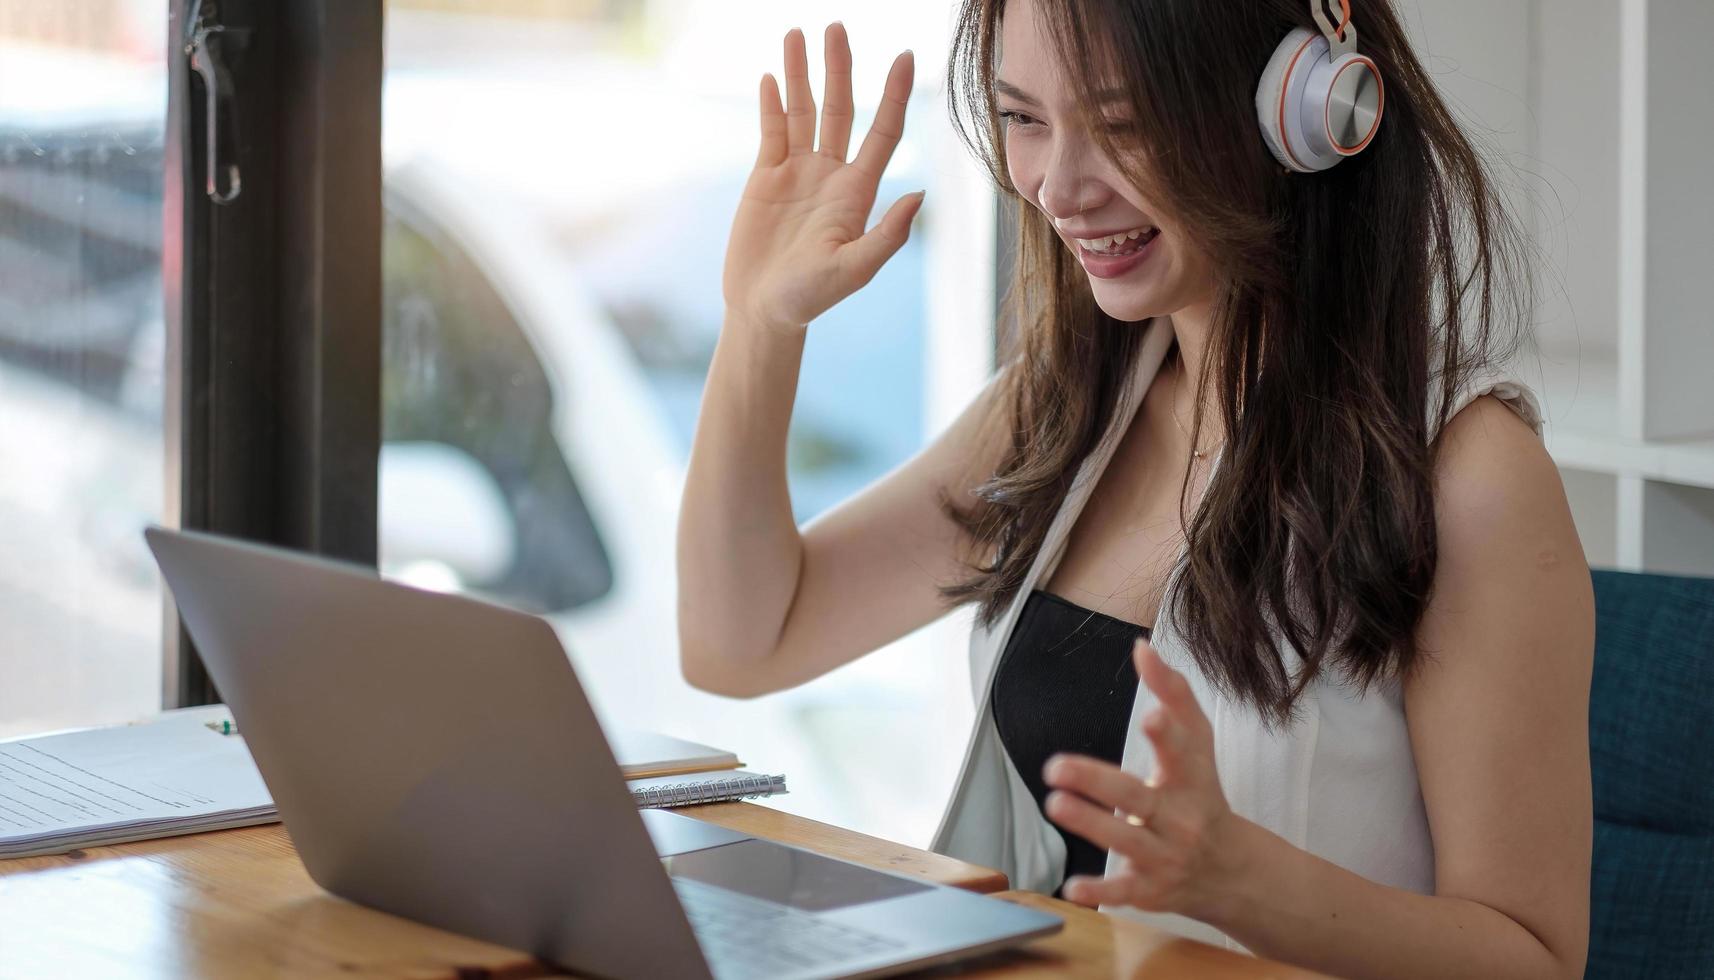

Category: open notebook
[0, 706, 785, 859]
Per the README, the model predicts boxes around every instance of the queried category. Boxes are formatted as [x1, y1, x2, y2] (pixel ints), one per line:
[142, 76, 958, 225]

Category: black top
[990, 589, 1148, 889]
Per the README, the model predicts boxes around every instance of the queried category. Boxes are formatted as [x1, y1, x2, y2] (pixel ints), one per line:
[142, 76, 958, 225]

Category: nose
[1036, 135, 1109, 224]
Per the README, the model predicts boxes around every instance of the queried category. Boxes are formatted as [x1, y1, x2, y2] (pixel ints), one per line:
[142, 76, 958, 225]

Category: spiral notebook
[627, 770, 788, 808]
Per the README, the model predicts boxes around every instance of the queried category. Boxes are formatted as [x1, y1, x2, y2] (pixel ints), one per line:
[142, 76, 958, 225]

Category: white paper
[0, 706, 274, 858]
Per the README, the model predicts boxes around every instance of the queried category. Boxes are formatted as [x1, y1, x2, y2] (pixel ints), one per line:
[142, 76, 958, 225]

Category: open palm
[723, 24, 924, 334]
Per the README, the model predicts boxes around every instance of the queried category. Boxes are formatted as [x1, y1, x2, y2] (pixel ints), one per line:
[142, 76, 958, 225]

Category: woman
[677, 1, 1593, 976]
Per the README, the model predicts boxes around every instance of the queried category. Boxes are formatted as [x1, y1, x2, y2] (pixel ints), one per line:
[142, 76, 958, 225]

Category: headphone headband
[1312, 0, 1357, 57]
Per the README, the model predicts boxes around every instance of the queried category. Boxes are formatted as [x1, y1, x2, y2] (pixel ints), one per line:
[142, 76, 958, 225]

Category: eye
[997, 109, 1041, 129]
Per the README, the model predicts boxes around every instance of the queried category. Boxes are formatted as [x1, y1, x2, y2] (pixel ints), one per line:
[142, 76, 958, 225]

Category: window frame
[163, 0, 383, 706]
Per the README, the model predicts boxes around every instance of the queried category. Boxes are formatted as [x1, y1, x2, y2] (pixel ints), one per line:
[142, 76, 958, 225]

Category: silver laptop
[146, 527, 1060, 979]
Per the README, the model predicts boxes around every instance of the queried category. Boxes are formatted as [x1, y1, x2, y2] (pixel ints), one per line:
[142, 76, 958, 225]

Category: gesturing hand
[1042, 638, 1249, 919]
[722, 24, 925, 335]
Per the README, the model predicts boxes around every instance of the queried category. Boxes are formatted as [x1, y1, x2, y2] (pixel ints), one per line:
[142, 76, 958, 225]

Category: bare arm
[679, 340, 1008, 698]
[677, 24, 1006, 697]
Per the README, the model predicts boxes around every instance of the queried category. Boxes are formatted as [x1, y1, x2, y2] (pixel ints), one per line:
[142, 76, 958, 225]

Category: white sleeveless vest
[927, 317, 1543, 951]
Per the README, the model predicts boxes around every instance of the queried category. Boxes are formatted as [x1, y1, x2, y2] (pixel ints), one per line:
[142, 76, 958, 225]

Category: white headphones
[1255, 0, 1385, 173]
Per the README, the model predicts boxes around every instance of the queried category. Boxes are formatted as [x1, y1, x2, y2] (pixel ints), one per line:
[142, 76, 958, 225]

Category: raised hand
[722, 24, 924, 335]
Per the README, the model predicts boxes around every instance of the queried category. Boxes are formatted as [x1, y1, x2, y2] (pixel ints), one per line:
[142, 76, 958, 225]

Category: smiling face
[995, 0, 1216, 322]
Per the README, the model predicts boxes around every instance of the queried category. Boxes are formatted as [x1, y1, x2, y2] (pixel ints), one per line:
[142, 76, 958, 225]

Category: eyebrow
[993, 79, 1039, 106]
[993, 78, 1133, 108]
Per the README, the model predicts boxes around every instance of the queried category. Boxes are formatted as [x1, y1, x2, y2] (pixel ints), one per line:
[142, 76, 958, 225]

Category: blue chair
[1588, 569, 1714, 978]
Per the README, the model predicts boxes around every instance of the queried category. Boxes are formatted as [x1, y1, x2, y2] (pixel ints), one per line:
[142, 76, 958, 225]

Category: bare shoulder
[1432, 393, 1563, 539]
[1424, 392, 1593, 656]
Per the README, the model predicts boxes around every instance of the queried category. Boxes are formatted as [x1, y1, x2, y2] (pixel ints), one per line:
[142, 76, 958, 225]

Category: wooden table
[0, 803, 1326, 979]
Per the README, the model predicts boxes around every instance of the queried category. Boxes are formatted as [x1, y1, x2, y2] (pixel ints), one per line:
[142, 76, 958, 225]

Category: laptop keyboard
[674, 877, 906, 979]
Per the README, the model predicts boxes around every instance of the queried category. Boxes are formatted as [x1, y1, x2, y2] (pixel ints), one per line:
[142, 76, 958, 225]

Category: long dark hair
[939, 0, 1528, 725]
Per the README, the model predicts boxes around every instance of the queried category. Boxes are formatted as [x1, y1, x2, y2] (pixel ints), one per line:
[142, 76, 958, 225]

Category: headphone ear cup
[1255, 28, 1319, 172]
[1254, 61, 1290, 167]
[1322, 53, 1385, 156]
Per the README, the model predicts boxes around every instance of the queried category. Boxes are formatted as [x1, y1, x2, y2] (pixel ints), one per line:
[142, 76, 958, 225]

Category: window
[381, 1, 993, 845]
[2, 0, 385, 729]
[0, 2, 167, 738]
[0, 0, 995, 846]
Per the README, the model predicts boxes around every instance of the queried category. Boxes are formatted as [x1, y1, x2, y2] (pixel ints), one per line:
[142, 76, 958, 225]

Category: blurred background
[1, 0, 1709, 849]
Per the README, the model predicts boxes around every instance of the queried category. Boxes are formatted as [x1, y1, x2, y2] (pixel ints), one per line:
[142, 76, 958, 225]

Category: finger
[835, 189, 924, 291]
[1044, 789, 1173, 862]
[1062, 873, 1146, 909]
[756, 73, 788, 167]
[1042, 753, 1154, 819]
[818, 22, 854, 161]
[851, 49, 914, 179]
[783, 28, 816, 154]
[1135, 638, 1211, 739]
[1140, 707, 1196, 786]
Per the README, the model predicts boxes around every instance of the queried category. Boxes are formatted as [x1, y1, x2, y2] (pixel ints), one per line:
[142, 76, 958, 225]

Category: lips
[1075, 228, 1160, 279]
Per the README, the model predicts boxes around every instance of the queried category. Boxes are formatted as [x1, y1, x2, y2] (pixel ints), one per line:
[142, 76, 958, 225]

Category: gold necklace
[1170, 363, 1221, 462]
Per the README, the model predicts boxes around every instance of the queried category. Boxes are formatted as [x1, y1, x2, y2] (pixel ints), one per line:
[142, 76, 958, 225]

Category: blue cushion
[1588, 570, 1714, 978]
[1589, 570, 1714, 833]
[1589, 821, 1714, 978]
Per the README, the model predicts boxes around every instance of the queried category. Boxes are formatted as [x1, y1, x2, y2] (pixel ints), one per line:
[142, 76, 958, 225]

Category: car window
[381, 194, 613, 613]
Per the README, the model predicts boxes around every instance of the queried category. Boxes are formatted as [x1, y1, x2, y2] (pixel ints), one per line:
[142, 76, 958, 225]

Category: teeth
[1074, 226, 1155, 251]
